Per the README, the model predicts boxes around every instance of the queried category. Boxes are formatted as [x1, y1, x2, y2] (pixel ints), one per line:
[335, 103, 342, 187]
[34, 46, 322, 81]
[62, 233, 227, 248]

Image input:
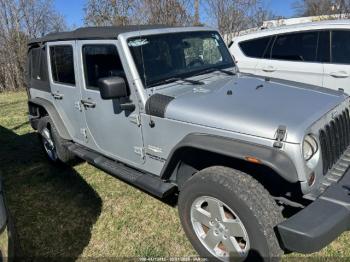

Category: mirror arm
[120, 102, 135, 111]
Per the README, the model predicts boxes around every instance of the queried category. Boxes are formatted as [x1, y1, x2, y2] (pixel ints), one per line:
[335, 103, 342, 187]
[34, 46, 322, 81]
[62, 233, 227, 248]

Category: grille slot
[319, 109, 350, 175]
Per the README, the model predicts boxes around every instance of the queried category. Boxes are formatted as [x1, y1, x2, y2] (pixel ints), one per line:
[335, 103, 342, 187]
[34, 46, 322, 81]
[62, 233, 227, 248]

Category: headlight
[303, 135, 318, 161]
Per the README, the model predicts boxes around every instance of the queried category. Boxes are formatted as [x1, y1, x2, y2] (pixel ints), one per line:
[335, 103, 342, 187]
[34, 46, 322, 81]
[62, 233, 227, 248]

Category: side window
[30, 47, 48, 81]
[331, 30, 350, 64]
[317, 31, 330, 63]
[49, 45, 75, 85]
[82, 44, 124, 90]
[271, 31, 318, 62]
[239, 36, 272, 58]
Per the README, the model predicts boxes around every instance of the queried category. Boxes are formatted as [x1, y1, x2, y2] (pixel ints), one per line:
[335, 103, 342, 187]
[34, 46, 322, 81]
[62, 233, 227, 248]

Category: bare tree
[84, 0, 136, 26]
[253, 7, 276, 28]
[204, 0, 271, 42]
[141, 0, 193, 26]
[0, 0, 66, 91]
[293, 0, 350, 18]
[84, 0, 194, 26]
[194, 0, 200, 25]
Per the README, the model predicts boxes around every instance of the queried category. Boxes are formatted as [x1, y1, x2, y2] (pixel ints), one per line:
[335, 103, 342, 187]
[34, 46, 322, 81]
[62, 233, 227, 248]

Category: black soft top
[28, 25, 170, 45]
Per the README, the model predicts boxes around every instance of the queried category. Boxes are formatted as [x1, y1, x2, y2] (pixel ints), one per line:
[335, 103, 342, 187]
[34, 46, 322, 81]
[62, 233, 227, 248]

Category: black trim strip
[145, 94, 174, 118]
[160, 133, 299, 183]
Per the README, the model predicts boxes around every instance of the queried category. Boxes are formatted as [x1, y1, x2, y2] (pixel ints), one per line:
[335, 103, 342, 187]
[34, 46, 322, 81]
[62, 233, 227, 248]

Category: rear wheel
[40, 125, 58, 161]
[178, 166, 284, 261]
[37, 116, 75, 164]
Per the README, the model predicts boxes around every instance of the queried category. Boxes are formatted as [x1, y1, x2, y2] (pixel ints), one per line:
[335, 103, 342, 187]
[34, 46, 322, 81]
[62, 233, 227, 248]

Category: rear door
[323, 30, 350, 93]
[255, 31, 324, 86]
[232, 36, 272, 74]
[77, 40, 145, 166]
[47, 41, 86, 144]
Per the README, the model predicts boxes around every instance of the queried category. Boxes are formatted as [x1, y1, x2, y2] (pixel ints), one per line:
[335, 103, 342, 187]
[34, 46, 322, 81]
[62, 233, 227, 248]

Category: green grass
[0, 91, 194, 259]
[0, 91, 349, 259]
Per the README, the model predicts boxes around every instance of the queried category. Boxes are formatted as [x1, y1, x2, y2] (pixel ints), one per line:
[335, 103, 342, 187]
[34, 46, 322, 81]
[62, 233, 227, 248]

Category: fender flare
[160, 133, 299, 183]
[28, 98, 71, 140]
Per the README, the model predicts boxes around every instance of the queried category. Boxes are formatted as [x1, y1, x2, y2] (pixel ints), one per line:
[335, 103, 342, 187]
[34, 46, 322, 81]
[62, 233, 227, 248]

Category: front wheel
[178, 166, 284, 261]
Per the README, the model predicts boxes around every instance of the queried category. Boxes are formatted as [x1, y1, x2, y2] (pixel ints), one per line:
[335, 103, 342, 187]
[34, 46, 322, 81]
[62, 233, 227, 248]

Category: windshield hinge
[129, 114, 141, 127]
[80, 128, 88, 142]
[273, 125, 287, 149]
[74, 101, 82, 111]
[134, 146, 145, 159]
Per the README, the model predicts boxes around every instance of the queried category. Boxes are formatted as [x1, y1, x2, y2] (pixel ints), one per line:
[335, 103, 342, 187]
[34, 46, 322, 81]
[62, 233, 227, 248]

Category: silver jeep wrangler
[27, 25, 350, 260]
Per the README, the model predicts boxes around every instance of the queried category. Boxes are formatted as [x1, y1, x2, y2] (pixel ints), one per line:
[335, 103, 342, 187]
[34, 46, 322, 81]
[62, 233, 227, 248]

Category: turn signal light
[308, 172, 315, 186]
[245, 156, 261, 164]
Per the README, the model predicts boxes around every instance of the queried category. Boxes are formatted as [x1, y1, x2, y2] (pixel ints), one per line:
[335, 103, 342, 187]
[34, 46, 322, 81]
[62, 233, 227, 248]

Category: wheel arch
[28, 98, 72, 140]
[160, 134, 300, 191]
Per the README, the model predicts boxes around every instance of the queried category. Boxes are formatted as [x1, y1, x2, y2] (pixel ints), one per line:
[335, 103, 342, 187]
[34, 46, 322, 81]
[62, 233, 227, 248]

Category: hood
[157, 76, 347, 143]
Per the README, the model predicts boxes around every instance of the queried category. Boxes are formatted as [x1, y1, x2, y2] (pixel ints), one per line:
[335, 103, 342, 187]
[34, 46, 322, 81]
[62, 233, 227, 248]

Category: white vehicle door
[324, 30, 350, 94]
[230, 36, 272, 75]
[255, 31, 324, 86]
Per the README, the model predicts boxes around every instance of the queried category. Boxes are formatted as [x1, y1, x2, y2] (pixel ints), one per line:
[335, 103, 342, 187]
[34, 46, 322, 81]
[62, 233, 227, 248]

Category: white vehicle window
[239, 36, 272, 58]
[331, 30, 350, 64]
[271, 31, 318, 62]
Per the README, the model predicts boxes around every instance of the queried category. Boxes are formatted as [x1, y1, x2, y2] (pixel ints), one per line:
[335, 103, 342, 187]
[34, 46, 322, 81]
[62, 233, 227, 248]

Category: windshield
[127, 31, 234, 88]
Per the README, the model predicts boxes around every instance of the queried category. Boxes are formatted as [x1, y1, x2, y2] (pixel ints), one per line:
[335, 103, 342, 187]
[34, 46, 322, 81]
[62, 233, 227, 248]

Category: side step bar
[67, 144, 176, 198]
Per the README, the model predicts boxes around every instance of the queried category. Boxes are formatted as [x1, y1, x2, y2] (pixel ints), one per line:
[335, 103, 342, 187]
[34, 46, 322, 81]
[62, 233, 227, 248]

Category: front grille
[319, 108, 350, 175]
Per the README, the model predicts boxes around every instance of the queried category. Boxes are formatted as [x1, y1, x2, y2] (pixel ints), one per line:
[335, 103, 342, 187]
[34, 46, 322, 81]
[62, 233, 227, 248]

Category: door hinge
[134, 146, 145, 159]
[75, 101, 82, 111]
[129, 114, 141, 127]
[273, 125, 287, 148]
[80, 128, 88, 141]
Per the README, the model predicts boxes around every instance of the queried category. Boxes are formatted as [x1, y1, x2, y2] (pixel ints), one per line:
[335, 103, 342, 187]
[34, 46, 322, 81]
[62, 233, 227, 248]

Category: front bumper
[277, 167, 350, 253]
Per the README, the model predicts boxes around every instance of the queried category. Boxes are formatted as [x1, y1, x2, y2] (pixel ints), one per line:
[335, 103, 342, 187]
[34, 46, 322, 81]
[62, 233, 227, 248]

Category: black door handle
[52, 93, 63, 100]
[81, 99, 96, 108]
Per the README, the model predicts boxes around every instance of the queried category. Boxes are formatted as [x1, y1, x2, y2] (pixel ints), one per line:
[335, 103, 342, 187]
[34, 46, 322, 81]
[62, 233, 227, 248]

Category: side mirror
[98, 76, 128, 100]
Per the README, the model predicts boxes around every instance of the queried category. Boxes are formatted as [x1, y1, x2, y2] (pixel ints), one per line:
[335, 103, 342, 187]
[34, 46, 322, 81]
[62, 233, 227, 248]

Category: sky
[54, 0, 297, 28]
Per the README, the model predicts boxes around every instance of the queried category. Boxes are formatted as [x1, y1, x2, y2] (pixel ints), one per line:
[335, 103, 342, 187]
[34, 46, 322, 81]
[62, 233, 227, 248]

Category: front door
[323, 30, 350, 93]
[77, 40, 144, 166]
[47, 41, 86, 144]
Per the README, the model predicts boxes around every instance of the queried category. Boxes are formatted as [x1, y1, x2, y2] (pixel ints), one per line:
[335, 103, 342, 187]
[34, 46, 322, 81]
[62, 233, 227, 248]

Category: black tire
[37, 116, 75, 164]
[178, 166, 284, 261]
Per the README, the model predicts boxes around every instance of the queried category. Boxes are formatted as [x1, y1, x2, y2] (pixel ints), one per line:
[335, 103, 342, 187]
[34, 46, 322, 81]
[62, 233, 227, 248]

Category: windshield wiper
[193, 68, 236, 77]
[218, 69, 236, 75]
[148, 77, 204, 88]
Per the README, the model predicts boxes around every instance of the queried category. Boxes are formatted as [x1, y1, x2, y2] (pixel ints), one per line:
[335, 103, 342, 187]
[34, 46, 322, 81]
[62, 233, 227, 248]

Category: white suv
[229, 20, 350, 93]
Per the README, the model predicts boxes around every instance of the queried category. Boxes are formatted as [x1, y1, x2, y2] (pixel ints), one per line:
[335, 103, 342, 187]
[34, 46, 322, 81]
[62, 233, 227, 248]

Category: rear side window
[82, 44, 124, 90]
[239, 37, 271, 58]
[30, 47, 47, 81]
[331, 30, 350, 64]
[271, 31, 318, 62]
[49, 45, 75, 85]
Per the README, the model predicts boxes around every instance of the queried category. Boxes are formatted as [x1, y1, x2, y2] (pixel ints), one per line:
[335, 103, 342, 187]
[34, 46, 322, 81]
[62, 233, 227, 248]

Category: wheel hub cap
[190, 196, 250, 260]
[42, 127, 57, 161]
